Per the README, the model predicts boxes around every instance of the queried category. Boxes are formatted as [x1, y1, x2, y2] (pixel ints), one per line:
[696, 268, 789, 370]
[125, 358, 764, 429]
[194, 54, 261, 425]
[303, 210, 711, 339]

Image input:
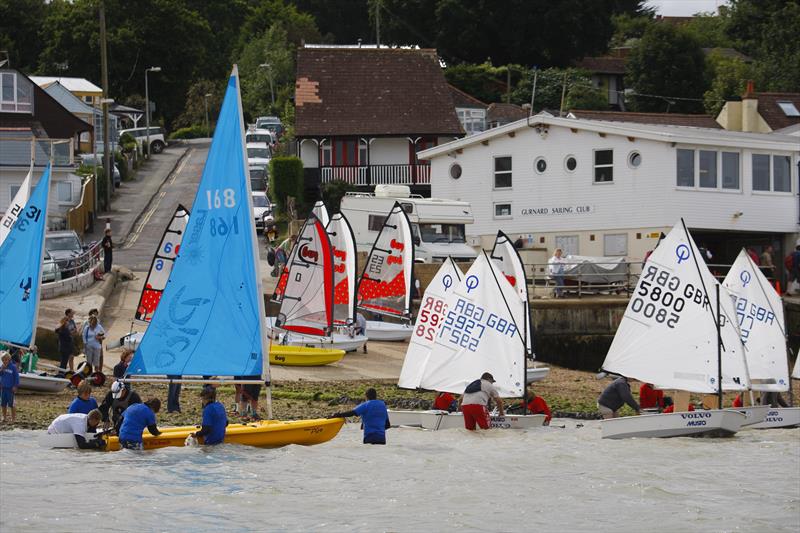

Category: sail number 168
[206, 188, 236, 209]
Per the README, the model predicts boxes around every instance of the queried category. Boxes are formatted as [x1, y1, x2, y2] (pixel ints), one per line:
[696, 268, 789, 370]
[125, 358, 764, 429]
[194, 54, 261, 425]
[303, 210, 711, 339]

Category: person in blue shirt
[1, 352, 20, 424]
[191, 387, 228, 445]
[331, 388, 390, 445]
[118, 398, 162, 450]
[68, 381, 99, 414]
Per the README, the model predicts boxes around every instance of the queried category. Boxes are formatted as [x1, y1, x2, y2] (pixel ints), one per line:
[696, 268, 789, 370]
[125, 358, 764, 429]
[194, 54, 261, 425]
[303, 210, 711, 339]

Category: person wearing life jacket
[191, 387, 228, 445]
[68, 381, 99, 414]
[433, 391, 457, 412]
[525, 388, 552, 425]
[639, 383, 664, 410]
[459, 372, 504, 430]
[330, 388, 390, 444]
[597, 375, 641, 419]
[732, 394, 743, 408]
[47, 409, 105, 449]
[99, 381, 142, 433]
[662, 397, 695, 414]
[118, 398, 162, 450]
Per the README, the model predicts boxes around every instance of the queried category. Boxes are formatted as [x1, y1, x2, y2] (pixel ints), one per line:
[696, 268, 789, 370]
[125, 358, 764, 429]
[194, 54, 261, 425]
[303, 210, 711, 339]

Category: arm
[492, 394, 505, 416]
[330, 410, 357, 418]
[194, 425, 212, 439]
[75, 434, 105, 450]
[146, 424, 161, 437]
[620, 384, 640, 413]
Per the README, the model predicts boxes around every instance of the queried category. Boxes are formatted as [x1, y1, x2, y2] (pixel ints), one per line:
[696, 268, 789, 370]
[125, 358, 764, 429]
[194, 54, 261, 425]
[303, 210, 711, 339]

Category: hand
[102, 420, 111, 431]
[328, 413, 342, 419]
[12, 387, 17, 393]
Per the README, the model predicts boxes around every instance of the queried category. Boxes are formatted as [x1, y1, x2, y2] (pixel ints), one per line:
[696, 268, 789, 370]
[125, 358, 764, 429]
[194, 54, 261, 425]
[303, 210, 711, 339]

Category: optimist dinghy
[600, 220, 751, 439]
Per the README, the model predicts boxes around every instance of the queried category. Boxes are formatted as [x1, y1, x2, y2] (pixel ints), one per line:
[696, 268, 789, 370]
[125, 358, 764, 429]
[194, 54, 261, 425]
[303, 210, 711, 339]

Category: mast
[234, 65, 273, 419]
[716, 283, 723, 409]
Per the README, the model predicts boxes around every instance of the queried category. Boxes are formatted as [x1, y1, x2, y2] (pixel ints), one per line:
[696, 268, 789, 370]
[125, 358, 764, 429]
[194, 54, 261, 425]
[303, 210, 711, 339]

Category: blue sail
[130, 70, 264, 376]
[0, 165, 51, 347]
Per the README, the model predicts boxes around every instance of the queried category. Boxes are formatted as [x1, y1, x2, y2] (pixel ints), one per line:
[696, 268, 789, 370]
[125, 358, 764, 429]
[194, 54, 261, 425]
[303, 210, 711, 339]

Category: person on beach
[47, 410, 105, 449]
[597, 376, 641, 419]
[234, 376, 261, 419]
[167, 375, 182, 413]
[354, 312, 368, 354]
[20, 345, 39, 373]
[99, 381, 143, 433]
[118, 398, 162, 450]
[638, 383, 664, 410]
[113, 349, 133, 380]
[82, 315, 105, 372]
[459, 372, 505, 430]
[330, 388, 390, 445]
[68, 381, 99, 414]
[525, 388, 552, 425]
[433, 391, 457, 412]
[1, 352, 20, 423]
[102, 228, 113, 273]
[191, 387, 228, 445]
[55, 309, 77, 375]
[548, 248, 567, 298]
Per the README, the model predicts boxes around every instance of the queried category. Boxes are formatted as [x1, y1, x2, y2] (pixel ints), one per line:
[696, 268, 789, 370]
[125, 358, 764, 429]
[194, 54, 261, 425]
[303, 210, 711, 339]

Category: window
[593, 149, 613, 182]
[359, 139, 368, 166]
[332, 138, 358, 166]
[677, 149, 694, 187]
[777, 102, 800, 117]
[449, 163, 462, 179]
[494, 203, 512, 218]
[555, 235, 579, 256]
[494, 156, 512, 188]
[628, 151, 641, 168]
[699, 150, 717, 188]
[752, 154, 770, 191]
[457, 108, 486, 135]
[84, 95, 94, 104]
[721, 152, 739, 189]
[604, 234, 628, 256]
[57, 181, 72, 203]
[774, 155, 791, 192]
[534, 157, 547, 174]
[565, 155, 577, 172]
[320, 140, 331, 166]
[0, 72, 33, 113]
[368, 214, 385, 232]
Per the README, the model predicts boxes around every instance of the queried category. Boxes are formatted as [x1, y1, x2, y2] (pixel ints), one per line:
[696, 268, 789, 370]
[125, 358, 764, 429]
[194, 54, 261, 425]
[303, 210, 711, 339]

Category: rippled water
[2, 421, 798, 532]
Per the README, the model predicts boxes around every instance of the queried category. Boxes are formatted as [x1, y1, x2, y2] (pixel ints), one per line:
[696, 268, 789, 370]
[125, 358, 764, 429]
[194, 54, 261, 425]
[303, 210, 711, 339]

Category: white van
[340, 185, 477, 263]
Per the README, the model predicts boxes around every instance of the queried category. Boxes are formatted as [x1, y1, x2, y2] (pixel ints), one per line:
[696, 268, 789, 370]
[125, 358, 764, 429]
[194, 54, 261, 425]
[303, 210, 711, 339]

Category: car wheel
[151, 140, 165, 154]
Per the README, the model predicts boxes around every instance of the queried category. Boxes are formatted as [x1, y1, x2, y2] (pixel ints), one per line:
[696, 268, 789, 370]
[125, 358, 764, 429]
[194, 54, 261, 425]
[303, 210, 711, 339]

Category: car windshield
[252, 195, 269, 207]
[46, 236, 81, 252]
[247, 147, 271, 159]
[247, 134, 271, 143]
[418, 223, 466, 244]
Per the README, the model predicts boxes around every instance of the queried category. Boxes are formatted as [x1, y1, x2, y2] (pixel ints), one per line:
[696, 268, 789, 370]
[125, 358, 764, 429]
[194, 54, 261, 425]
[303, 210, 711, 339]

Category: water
[2, 421, 798, 532]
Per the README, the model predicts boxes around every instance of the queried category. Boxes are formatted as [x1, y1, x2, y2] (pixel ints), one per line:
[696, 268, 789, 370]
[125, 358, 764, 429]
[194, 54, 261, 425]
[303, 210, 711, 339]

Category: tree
[510, 68, 607, 112]
[681, 12, 732, 48]
[175, 79, 225, 129]
[0, 0, 47, 71]
[625, 24, 708, 113]
[703, 52, 757, 116]
[610, 12, 655, 47]
[295, 0, 369, 44]
[444, 63, 507, 104]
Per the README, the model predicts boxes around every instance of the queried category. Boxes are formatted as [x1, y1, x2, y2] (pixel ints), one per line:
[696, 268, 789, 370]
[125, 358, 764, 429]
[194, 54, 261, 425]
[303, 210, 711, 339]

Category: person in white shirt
[47, 410, 105, 449]
[547, 248, 567, 298]
[82, 315, 105, 371]
[458, 372, 505, 430]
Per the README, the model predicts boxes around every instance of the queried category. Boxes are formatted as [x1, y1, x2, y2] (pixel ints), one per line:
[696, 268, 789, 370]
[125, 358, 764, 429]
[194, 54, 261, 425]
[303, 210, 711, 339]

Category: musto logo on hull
[681, 411, 711, 427]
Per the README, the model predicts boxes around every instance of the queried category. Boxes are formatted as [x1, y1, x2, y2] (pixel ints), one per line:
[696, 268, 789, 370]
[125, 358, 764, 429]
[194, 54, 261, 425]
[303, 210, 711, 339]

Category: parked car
[79, 154, 121, 187]
[249, 166, 268, 192]
[118, 127, 166, 154]
[42, 251, 62, 283]
[252, 191, 273, 232]
[45, 230, 86, 278]
[246, 129, 276, 146]
[246, 143, 272, 170]
[255, 116, 284, 139]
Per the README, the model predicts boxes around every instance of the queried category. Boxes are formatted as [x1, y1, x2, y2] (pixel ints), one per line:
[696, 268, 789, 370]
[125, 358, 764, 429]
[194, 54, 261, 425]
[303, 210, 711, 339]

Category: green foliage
[0, 0, 47, 71]
[175, 79, 224, 129]
[626, 24, 708, 113]
[703, 53, 757, 116]
[113, 151, 129, 182]
[169, 125, 212, 140]
[321, 180, 355, 213]
[610, 12, 654, 47]
[119, 132, 137, 153]
[681, 12, 732, 48]
[445, 62, 507, 104]
[511, 68, 607, 112]
[269, 156, 304, 218]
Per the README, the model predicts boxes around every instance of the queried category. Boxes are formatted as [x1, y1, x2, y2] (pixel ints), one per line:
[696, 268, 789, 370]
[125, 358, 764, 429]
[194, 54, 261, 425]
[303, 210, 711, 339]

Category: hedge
[269, 156, 304, 217]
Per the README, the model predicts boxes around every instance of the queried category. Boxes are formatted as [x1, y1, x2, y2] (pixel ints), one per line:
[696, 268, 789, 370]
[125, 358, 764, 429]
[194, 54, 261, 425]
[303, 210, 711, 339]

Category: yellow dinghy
[269, 345, 345, 366]
[104, 418, 344, 451]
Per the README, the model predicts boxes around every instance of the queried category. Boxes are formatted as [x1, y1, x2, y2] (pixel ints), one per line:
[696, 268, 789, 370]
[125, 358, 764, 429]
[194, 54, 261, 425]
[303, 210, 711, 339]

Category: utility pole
[375, 0, 381, 47]
[99, 2, 111, 210]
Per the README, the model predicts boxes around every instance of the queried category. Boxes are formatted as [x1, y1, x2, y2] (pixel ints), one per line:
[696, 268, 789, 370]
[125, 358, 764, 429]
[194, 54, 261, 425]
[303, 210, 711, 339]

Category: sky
[645, 0, 731, 16]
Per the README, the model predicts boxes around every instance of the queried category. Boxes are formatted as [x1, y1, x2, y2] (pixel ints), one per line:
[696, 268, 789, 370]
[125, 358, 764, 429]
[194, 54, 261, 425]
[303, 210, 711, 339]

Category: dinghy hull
[418, 411, 546, 430]
[526, 367, 550, 383]
[746, 407, 800, 429]
[18, 373, 70, 393]
[269, 346, 345, 366]
[728, 405, 770, 427]
[266, 317, 367, 352]
[601, 410, 747, 439]
[365, 321, 412, 341]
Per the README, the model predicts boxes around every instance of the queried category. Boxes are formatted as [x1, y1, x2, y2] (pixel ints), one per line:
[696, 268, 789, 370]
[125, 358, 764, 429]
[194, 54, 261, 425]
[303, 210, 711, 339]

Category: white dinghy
[600, 220, 751, 439]
[18, 373, 69, 393]
[723, 249, 800, 429]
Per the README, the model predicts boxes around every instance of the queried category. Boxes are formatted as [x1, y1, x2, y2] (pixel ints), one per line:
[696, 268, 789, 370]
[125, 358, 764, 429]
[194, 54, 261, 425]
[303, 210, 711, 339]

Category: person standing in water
[330, 388, 390, 444]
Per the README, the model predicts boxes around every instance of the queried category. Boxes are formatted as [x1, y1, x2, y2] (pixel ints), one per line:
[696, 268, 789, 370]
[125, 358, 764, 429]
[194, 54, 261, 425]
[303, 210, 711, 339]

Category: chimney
[741, 80, 758, 132]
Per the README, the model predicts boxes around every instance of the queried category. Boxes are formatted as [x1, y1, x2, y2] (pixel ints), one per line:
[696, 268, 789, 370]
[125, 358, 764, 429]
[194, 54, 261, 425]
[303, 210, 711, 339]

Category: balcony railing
[320, 164, 431, 186]
[0, 136, 74, 166]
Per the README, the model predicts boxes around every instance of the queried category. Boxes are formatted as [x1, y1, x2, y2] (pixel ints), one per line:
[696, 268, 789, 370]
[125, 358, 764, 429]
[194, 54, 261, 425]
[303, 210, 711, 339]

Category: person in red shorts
[458, 372, 504, 430]
[525, 388, 552, 425]
[433, 391, 456, 412]
[639, 383, 664, 410]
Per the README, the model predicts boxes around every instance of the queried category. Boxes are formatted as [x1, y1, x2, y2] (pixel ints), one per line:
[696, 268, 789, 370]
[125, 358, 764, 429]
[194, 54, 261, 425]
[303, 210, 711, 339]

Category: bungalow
[716, 83, 800, 134]
[295, 46, 464, 196]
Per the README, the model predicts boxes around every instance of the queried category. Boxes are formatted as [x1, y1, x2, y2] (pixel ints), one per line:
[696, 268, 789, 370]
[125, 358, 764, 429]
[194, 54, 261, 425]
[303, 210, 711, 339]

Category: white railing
[320, 164, 431, 185]
[0, 136, 74, 166]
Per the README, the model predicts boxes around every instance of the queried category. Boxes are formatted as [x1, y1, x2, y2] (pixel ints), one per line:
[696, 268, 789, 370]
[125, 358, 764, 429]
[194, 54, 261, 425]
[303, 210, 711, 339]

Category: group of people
[54, 307, 106, 377]
[0, 345, 42, 424]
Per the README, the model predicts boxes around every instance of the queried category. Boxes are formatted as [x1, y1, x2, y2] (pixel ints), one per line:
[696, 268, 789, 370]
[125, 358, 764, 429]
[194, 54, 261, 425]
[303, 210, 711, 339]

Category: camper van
[340, 185, 477, 263]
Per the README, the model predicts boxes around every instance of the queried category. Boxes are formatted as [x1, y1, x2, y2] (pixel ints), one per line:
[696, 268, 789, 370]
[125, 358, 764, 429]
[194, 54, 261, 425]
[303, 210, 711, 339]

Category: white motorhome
[340, 185, 477, 263]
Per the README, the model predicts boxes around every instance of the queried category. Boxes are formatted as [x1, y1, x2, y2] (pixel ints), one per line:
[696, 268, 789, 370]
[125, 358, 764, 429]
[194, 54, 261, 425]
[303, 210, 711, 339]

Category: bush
[269, 156, 304, 218]
[113, 151, 130, 181]
[321, 180, 354, 213]
[168, 124, 212, 140]
[119, 132, 137, 153]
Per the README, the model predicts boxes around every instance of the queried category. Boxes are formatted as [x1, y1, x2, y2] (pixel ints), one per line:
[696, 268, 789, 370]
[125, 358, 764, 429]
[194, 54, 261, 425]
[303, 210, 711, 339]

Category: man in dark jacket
[597, 376, 641, 419]
[99, 381, 142, 433]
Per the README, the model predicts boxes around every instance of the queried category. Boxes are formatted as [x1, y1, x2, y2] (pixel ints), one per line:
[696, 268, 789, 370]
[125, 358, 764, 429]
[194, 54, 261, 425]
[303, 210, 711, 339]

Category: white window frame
[56, 181, 72, 204]
[457, 108, 486, 135]
[534, 157, 547, 174]
[493, 202, 512, 219]
[320, 139, 332, 167]
[493, 156, 512, 190]
[593, 149, 613, 184]
[0, 72, 33, 114]
[564, 155, 577, 173]
[751, 152, 794, 194]
[676, 147, 742, 192]
[627, 151, 642, 169]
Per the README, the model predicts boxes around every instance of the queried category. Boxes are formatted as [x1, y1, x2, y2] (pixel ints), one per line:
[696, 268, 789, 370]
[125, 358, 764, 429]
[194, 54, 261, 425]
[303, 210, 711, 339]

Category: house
[418, 113, 798, 276]
[0, 68, 93, 228]
[573, 56, 627, 110]
[450, 84, 487, 135]
[487, 103, 528, 128]
[30, 76, 103, 107]
[716, 82, 800, 133]
[295, 46, 464, 196]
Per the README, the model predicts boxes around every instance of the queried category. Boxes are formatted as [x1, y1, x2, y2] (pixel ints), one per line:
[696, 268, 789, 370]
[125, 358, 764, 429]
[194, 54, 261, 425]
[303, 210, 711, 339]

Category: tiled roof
[755, 93, 800, 130]
[568, 109, 721, 128]
[449, 84, 487, 109]
[487, 103, 528, 125]
[574, 56, 626, 74]
[295, 47, 463, 137]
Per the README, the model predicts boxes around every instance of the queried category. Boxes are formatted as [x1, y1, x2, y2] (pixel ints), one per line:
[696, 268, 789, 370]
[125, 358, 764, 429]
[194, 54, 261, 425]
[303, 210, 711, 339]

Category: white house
[418, 113, 799, 273]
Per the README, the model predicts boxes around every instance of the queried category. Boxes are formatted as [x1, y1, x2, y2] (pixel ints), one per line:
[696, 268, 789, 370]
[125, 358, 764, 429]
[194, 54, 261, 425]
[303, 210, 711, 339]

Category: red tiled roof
[574, 56, 626, 74]
[487, 103, 527, 125]
[449, 84, 487, 109]
[569, 109, 721, 128]
[755, 93, 800, 130]
[295, 47, 464, 137]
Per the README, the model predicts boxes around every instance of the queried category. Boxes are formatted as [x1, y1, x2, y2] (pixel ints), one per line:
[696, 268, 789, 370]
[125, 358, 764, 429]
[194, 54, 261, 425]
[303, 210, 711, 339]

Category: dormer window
[777, 102, 799, 117]
[0, 72, 33, 113]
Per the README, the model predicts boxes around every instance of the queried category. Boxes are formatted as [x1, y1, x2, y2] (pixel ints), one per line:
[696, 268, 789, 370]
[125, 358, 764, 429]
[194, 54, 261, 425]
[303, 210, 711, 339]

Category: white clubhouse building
[419, 113, 799, 270]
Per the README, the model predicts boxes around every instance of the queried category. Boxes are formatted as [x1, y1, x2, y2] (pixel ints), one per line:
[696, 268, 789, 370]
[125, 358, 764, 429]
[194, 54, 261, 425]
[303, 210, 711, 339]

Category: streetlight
[204, 93, 211, 137]
[259, 63, 275, 108]
[145, 66, 161, 158]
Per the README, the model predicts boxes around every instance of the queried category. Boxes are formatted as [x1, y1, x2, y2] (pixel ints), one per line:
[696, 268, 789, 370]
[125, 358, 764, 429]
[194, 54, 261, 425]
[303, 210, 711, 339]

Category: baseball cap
[481, 372, 495, 383]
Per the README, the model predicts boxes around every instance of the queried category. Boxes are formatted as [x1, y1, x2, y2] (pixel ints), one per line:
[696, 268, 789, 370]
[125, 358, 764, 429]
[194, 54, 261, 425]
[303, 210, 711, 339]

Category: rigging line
[743, 250, 788, 339]
[481, 249, 528, 354]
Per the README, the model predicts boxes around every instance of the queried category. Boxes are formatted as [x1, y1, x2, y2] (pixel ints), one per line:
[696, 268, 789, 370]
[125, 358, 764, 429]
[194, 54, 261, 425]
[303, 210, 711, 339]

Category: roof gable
[42, 81, 96, 118]
[756, 93, 800, 130]
[30, 76, 102, 94]
[295, 47, 463, 137]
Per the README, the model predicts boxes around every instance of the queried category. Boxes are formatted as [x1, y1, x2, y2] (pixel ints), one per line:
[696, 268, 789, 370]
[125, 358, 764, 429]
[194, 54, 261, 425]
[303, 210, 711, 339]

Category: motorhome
[340, 185, 477, 263]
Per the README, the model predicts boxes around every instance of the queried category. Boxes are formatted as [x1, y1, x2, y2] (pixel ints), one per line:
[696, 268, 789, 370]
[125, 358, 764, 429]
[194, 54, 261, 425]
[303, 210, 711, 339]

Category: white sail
[327, 213, 357, 325]
[0, 165, 32, 246]
[312, 200, 330, 228]
[490, 231, 533, 355]
[793, 354, 800, 380]
[398, 258, 463, 389]
[602, 221, 749, 393]
[418, 252, 526, 397]
[723, 249, 789, 391]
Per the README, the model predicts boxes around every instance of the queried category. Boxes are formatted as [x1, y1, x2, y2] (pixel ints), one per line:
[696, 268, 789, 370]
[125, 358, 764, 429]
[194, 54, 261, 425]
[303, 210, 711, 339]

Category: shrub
[269, 156, 304, 217]
[113, 151, 130, 181]
[119, 132, 137, 153]
[168, 124, 212, 140]
[321, 180, 354, 213]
